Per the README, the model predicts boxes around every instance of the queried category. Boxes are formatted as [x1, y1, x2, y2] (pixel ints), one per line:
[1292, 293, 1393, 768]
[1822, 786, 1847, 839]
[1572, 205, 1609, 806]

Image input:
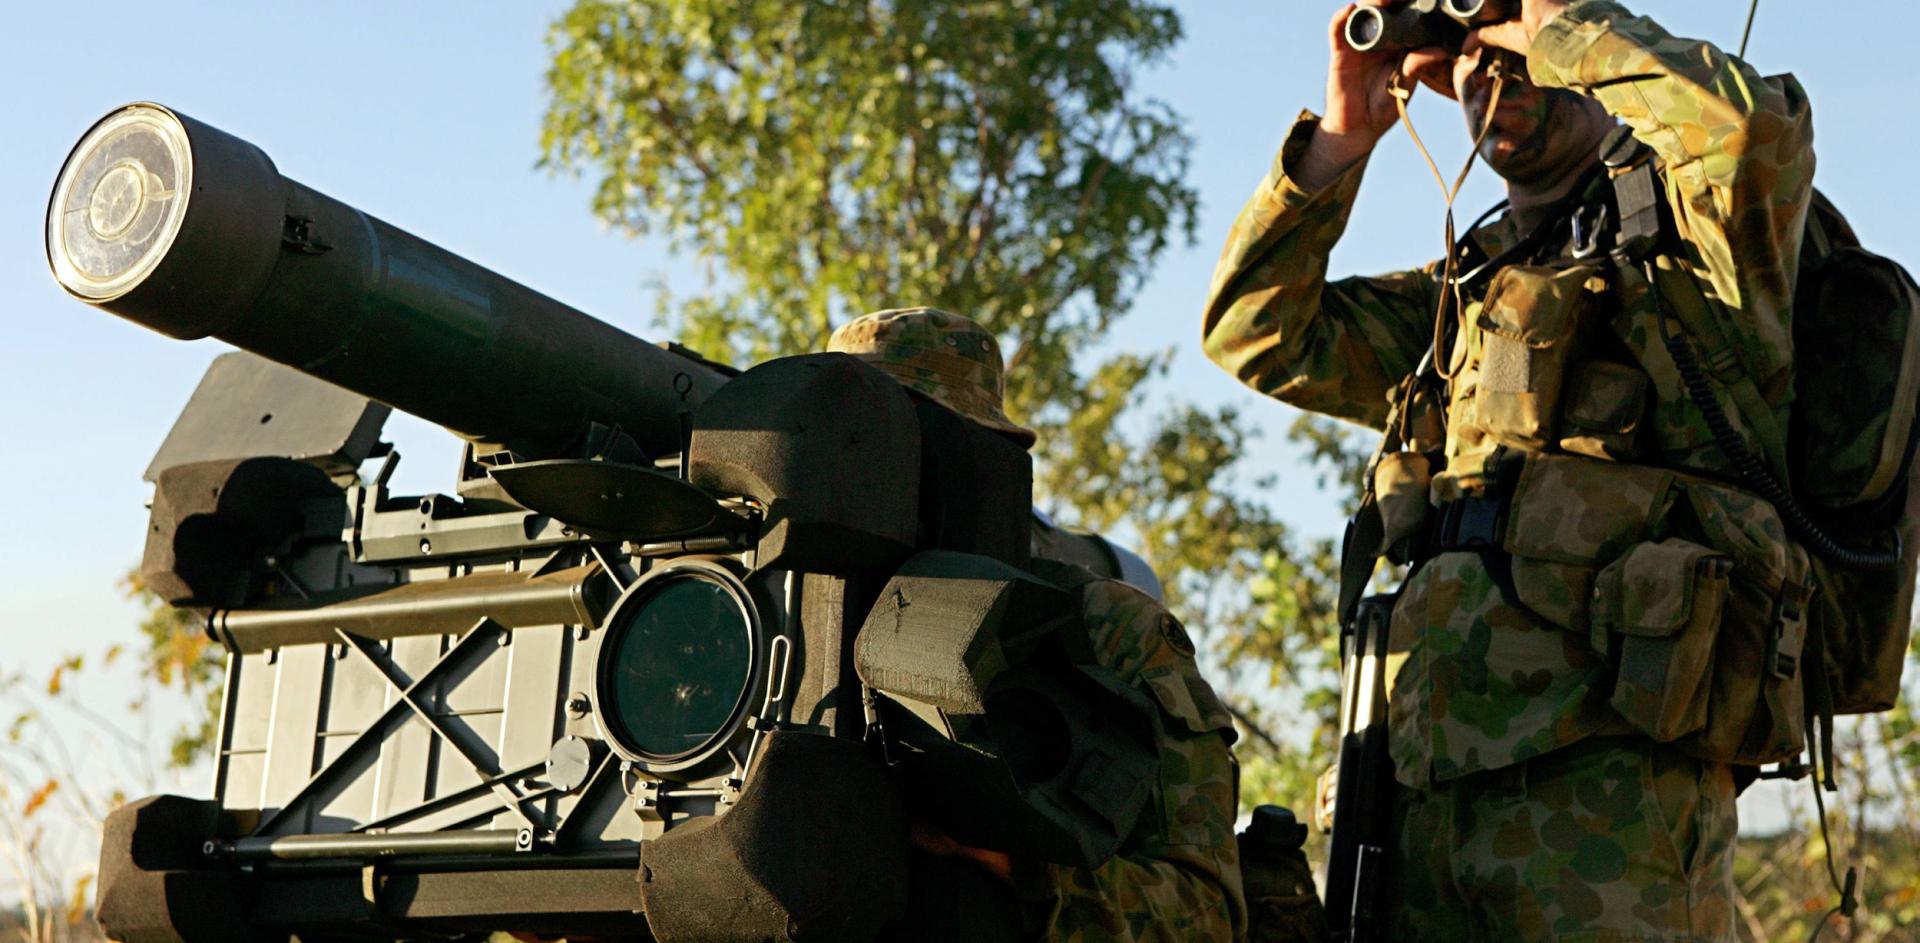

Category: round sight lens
[597, 573, 755, 762]
[47, 105, 194, 301]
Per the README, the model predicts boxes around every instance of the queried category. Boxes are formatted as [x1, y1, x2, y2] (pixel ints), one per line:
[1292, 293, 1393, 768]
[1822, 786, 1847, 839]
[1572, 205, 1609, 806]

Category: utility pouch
[1500, 453, 1678, 629]
[1592, 540, 1731, 743]
[1374, 452, 1434, 561]
[1141, 664, 1237, 850]
[1673, 482, 1815, 765]
[1558, 360, 1652, 461]
[1472, 264, 1599, 450]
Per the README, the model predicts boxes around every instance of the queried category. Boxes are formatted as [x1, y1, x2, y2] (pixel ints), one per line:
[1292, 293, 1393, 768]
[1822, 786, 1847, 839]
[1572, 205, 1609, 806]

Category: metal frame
[250, 618, 541, 839]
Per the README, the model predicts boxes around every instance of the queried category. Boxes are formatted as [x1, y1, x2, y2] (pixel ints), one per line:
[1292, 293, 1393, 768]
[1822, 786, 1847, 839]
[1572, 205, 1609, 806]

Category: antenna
[1738, 0, 1761, 58]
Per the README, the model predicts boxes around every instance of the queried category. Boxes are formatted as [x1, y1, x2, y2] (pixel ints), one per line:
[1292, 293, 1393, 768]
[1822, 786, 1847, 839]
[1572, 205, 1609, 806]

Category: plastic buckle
[1703, 345, 1747, 386]
[1610, 170, 1663, 265]
[1435, 493, 1504, 551]
[1600, 126, 1664, 267]
[1598, 124, 1645, 170]
[1768, 586, 1811, 681]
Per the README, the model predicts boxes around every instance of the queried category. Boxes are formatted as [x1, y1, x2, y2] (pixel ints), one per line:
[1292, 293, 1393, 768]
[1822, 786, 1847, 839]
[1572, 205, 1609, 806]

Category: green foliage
[121, 572, 222, 769]
[1225, 424, 1359, 843]
[542, 0, 1195, 377]
[541, 0, 1337, 812]
[1286, 415, 1373, 518]
[1731, 715, 1920, 941]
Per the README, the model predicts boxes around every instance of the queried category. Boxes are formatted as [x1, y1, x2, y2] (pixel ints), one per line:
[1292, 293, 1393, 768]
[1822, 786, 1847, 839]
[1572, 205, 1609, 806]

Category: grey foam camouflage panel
[1201, 0, 1816, 785]
[1015, 564, 1248, 942]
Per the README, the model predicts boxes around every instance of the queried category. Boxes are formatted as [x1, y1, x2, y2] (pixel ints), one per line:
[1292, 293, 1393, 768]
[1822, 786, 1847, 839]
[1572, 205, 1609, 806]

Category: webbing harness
[1338, 57, 1513, 625]
[1335, 152, 1608, 627]
[1602, 128, 1864, 930]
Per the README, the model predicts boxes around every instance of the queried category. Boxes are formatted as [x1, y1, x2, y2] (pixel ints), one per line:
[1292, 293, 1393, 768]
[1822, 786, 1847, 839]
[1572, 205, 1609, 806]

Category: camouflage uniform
[830, 310, 1248, 942]
[1203, 2, 1813, 939]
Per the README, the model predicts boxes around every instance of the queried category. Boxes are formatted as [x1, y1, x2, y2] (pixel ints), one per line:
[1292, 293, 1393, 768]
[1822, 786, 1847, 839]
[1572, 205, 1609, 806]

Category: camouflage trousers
[1388, 737, 1738, 943]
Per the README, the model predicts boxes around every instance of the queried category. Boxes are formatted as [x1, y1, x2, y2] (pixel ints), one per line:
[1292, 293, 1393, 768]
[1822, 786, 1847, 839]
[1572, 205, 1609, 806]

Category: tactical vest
[1352, 130, 1917, 772]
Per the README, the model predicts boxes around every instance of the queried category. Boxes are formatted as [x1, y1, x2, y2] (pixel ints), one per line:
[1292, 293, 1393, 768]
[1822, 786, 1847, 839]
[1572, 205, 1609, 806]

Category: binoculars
[1344, 0, 1513, 53]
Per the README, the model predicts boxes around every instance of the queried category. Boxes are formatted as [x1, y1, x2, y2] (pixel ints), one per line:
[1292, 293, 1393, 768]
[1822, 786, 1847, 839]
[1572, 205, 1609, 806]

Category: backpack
[1608, 131, 1916, 733]
[1788, 191, 1920, 717]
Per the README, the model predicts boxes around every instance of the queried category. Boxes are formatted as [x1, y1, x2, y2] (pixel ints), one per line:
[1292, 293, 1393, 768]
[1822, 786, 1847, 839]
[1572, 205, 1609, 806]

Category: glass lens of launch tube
[47, 106, 194, 301]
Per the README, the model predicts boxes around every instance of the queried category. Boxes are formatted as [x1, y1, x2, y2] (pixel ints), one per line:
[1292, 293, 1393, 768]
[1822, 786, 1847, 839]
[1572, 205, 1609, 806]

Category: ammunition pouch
[1590, 539, 1729, 742]
[1668, 482, 1813, 764]
[1558, 359, 1653, 461]
[1496, 453, 1812, 765]
[1470, 264, 1600, 452]
[1501, 454, 1676, 631]
[1373, 452, 1435, 562]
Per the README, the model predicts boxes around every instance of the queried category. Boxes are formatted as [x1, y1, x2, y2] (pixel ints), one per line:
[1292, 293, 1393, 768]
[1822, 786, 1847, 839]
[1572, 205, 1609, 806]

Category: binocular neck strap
[1388, 57, 1510, 385]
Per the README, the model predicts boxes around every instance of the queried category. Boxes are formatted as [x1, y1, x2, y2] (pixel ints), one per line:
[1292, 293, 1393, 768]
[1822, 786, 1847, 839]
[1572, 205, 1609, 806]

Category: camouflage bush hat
[826, 307, 1036, 448]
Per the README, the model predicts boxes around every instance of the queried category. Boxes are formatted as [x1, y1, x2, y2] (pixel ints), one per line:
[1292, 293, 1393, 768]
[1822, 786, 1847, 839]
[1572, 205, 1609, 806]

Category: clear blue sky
[0, 1, 1895, 828]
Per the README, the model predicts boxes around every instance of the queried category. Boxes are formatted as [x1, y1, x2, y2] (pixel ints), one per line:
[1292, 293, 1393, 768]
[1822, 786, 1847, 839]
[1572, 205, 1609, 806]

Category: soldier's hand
[1471, 0, 1570, 57]
[1321, 3, 1409, 146]
[910, 822, 1015, 886]
[1304, 3, 1454, 187]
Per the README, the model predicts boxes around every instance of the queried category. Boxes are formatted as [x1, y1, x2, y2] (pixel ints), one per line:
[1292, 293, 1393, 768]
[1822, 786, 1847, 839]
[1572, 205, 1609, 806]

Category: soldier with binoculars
[1205, 1, 1823, 940]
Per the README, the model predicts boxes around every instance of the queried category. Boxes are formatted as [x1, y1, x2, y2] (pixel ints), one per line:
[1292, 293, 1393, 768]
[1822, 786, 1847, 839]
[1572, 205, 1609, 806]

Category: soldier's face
[1452, 43, 1612, 187]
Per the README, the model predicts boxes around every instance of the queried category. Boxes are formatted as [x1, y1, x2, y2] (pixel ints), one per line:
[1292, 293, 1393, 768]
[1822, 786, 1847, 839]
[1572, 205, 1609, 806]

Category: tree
[121, 573, 223, 770]
[542, 0, 1340, 800]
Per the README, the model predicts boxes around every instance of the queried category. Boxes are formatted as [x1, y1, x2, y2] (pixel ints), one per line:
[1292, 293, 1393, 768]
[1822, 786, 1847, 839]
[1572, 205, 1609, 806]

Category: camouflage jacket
[1202, 1, 1815, 786]
[1016, 562, 1248, 942]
